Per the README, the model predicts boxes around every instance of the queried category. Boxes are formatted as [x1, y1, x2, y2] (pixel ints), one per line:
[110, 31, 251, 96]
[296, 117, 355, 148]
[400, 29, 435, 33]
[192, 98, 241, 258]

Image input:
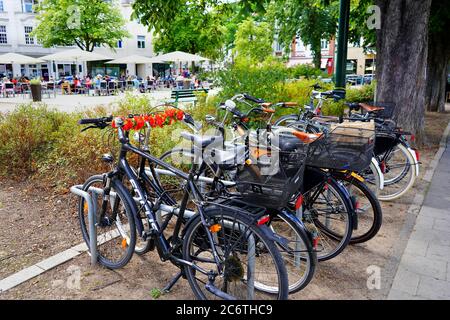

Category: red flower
[148, 116, 156, 127]
[165, 108, 176, 118]
[134, 116, 145, 130]
[176, 110, 184, 121]
[155, 114, 164, 128]
[123, 118, 134, 131]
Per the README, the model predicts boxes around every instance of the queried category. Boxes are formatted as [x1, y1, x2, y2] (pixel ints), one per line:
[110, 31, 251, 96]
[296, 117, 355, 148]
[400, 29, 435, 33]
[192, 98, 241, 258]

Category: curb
[0, 243, 88, 294]
[382, 120, 450, 299]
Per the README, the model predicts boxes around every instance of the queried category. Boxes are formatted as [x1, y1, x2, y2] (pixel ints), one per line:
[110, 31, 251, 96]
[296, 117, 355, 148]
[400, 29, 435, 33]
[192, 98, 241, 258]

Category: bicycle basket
[235, 133, 308, 209]
[306, 121, 375, 172]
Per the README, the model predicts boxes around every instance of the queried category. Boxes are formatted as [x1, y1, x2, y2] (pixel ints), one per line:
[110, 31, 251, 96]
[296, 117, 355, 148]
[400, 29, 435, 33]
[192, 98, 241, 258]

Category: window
[25, 26, 34, 45]
[0, 1, 4, 12]
[116, 40, 123, 48]
[23, 0, 37, 13]
[321, 39, 329, 50]
[0, 25, 7, 44]
[137, 35, 145, 49]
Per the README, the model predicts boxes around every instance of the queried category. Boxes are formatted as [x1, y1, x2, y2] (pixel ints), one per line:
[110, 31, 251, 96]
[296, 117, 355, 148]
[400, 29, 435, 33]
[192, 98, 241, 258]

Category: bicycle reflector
[257, 215, 270, 226]
[121, 238, 127, 249]
[380, 161, 386, 174]
[414, 149, 420, 162]
[295, 195, 304, 211]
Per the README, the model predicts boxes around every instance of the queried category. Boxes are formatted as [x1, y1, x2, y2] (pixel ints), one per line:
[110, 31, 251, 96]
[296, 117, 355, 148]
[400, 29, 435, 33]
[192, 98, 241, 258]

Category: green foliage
[288, 63, 327, 79]
[345, 81, 376, 102]
[0, 105, 65, 177]
[233, 17, 274, 64]
[270, 0, 337, 69]
[216, 59, 288, 102]
[150, 288, 162, 299]
[152, 4, 227, 60]
[30, 78, 42, 85]
[33, 0, 130, 51]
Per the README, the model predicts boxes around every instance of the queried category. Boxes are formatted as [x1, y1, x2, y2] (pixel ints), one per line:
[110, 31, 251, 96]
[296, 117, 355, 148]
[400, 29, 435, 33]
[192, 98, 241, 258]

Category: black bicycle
[76, 115, 289, 300]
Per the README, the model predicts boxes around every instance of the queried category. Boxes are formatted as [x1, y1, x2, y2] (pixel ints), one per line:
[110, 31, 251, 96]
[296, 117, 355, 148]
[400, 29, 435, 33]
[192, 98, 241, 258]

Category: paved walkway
[388, 132, 450, 300]
[0, 90, 172, 113]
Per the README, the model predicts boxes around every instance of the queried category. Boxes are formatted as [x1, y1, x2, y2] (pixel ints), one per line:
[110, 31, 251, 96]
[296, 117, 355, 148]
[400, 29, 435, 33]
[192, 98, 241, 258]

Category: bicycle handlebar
[242, 93, 265, 104]
[78, 116, 113, 125]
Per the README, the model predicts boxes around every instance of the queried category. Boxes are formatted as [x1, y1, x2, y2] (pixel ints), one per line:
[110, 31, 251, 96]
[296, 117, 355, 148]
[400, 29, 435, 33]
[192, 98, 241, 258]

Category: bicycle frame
[110, 128, 225, 274]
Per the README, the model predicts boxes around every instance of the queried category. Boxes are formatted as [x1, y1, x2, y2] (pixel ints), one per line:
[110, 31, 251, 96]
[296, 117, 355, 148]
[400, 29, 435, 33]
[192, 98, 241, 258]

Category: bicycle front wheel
[78, 175, 136, 269]
[182, 207, 289, 300]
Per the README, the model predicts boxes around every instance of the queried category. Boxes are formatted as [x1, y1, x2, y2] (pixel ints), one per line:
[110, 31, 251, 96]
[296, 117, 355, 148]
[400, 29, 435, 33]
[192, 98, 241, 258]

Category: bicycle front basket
[235, 133, 308, 209]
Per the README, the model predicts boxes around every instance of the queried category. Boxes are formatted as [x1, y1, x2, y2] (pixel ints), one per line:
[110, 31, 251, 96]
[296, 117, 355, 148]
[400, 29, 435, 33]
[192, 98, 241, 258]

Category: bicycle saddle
[181, 131, 222, 148]
[359, 103, 385, 112]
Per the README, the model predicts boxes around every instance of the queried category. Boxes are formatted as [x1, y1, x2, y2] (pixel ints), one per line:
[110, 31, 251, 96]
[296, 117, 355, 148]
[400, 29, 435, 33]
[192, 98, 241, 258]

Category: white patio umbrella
[155, 51, 209, 74]
[0, 52, 44, 64]
[155, 51, 209, 63]
[40, 49, 111, 79]
[105, 54, 163, 64]
[40, 48, 111, 62]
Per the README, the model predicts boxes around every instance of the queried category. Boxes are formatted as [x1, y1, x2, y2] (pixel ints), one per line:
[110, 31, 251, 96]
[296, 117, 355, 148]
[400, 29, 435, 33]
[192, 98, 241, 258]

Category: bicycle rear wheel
[377, 142, 416, 201]
[335, 174, 383, 244]
[182, 206, 289, 300]
[303, 174, 354, 261]
[267, 210, 317, 294]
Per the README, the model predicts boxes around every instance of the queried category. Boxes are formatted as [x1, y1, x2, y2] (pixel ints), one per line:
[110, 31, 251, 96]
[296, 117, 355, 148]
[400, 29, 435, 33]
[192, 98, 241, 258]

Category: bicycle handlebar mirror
[225, 99, 237, 111]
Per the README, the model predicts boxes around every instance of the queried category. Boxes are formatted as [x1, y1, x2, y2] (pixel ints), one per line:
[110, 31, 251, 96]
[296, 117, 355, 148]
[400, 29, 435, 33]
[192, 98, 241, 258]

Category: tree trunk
[311, 40, 322, 70]
[425, 35, 449, 112]
[375, 0, 432, 141]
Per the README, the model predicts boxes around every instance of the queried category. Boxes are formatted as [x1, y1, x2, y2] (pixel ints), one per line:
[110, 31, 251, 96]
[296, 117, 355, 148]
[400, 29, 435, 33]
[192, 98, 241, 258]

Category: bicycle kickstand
[163, 271, 183, 293]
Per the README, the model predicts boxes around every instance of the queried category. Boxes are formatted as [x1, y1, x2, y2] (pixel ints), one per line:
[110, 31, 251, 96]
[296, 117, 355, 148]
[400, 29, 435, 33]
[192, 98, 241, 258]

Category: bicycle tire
[78, 175, 136, 269]
[182, 206, 289, 300]
[334, 174, 383, 244]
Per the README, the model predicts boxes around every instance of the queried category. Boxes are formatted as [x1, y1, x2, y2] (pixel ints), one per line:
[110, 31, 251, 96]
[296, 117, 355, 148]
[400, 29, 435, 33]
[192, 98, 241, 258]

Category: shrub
[288, 63, 327, 79]
[346, 81, 376, 103]
[0, 104, 64, 178]
[216, 59, 288, 102]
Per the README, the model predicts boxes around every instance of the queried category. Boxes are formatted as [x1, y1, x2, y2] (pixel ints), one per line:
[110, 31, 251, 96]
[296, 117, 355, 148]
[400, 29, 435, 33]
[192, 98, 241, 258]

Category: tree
[375, 0, 432, 139]
[233, 18, 274, 64]
[425, 0, 450, 113]
[151, 3, 227, 60]
[268, 0, 337, 69]
[33, 0, 130, 52]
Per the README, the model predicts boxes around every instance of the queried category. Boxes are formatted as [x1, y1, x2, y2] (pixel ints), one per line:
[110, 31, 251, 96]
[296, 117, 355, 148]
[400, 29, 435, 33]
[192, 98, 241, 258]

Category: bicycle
[157, 96, 358, 263]
[76, 115, 290, 300]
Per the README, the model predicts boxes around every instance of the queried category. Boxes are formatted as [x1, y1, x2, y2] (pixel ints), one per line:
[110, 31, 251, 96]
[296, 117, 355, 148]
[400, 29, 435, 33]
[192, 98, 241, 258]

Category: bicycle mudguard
[407, 146, 420, 177]
[371, 157, 385, 190]
[334, 177, 358, 231]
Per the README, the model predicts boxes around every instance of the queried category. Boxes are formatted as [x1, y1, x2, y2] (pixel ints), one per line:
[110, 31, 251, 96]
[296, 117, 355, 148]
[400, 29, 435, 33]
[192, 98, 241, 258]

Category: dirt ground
[1, 112, 449, 300]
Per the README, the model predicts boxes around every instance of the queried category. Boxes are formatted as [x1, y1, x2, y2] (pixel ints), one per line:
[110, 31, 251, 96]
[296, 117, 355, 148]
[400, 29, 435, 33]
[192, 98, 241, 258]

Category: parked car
[363, 74, 375, 84]
[346, 74, 364, 86]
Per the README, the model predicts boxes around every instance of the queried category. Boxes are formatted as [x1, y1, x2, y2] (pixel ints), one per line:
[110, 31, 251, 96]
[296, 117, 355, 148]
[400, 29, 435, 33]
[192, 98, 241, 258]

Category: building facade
[0, 0, 154, 79]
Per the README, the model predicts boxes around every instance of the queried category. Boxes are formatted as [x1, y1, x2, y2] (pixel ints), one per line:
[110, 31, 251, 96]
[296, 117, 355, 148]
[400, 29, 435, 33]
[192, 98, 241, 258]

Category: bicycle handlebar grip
[243, 93, 264, 104]
[231, 108, 246, 119]
[78, 116, 113, 125]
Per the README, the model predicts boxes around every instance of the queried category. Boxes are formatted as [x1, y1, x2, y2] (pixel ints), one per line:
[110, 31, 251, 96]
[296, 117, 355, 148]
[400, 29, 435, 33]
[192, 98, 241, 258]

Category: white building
[0, 0, 155, 79]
